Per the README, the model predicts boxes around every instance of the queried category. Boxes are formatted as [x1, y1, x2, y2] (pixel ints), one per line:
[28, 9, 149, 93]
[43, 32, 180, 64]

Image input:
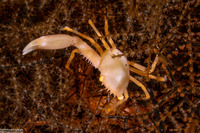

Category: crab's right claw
[22, 34, 75, 55]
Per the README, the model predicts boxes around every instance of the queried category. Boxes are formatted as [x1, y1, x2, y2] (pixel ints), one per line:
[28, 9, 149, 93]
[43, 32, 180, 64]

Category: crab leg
[128, 61, 146, 72]
[23, 34, 101, 68]
[129, 66, 166, 81]
[129, 75, 150, 100]
[129, 55, 159, 73]
[149, 55, 159, 73]
[104, 16, 116, 50]
[88, 19, 111, 50]
[129, 55, 166, 81]
[63, 27, 104, 55]
[65, 49, 79, 72]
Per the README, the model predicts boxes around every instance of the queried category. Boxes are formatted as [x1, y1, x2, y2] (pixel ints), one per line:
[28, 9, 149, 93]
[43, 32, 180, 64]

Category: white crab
[23, 17, 166, 113]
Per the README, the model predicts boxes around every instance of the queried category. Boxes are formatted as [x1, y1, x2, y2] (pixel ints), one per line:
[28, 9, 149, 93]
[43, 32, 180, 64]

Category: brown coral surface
[0, 0, 199, 132]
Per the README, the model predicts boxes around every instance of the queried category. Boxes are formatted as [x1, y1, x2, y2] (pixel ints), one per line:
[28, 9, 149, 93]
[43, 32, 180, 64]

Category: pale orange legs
[65, 49, 80, 72]
[129, 55, 166, 100]
[63, 27, 103, 55]
[104, 16, 116, 49]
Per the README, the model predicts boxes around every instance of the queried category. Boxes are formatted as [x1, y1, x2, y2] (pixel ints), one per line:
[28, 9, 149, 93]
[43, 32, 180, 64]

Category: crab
[22, 17, 166, 113]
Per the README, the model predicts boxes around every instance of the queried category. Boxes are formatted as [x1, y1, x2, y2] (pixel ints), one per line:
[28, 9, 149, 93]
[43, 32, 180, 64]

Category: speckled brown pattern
[0, 0, 199, 132]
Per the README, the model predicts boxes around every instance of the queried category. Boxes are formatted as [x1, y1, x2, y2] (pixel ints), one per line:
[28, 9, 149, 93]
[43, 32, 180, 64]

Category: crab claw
[22, 34, 101, 68]
[23, 34, 75, 55]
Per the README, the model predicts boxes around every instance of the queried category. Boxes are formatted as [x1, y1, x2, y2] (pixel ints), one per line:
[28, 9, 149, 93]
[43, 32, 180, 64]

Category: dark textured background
[0, 0, 199, 132]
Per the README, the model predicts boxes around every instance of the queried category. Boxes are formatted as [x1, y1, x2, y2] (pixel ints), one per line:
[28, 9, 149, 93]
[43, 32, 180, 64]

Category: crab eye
[99, 75, 104, 82]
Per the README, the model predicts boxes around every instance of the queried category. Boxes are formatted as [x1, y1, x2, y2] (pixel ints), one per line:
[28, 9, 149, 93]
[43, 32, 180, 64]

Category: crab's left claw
[23, 34, 101, 68]
[23, 34, 75, 55]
